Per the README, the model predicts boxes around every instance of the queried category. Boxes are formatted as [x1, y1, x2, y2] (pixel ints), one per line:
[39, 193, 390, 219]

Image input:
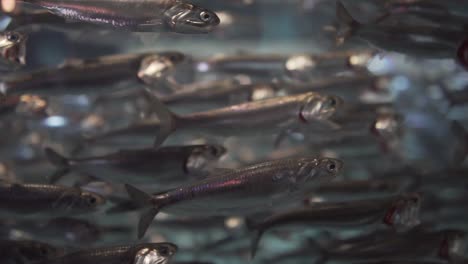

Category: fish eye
[7, 33, 19, 42]
[159, 247, 169, 256]
[200, 11, 212, 22]
[87, 196, 97, 204]
[327, 162, 336, 172]
[327, 97, 337, 107]
[39, 247, 49, 256]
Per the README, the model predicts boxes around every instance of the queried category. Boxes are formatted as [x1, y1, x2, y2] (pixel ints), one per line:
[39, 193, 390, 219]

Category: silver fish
[17, 0, 219, 33]
[44, 144, 226, 185]
[0, 52, 185, 96]
[146, 90, 343, 147]
[124, 156, 343, 238]
[0, 183, 105, 217]
[336, 1, 466, 59]
[0, 31, 26, 70]
[249, 194, 421, 258]
[5, 217, 131, 245]
[0, 239, 63, 264]
[35, 243, 177, 264]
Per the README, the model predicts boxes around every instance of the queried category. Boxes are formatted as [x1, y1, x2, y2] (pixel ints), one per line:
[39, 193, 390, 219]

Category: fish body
[0, 183, 105, 216]
[336, 2, 465, 59]
[17, 0, 219, 33]
[125, 156, 343, 238]
[249, 194, 421, 257]
[45, 144, 226, 185]
[147, 91, 342, 147]
[8, 217, 131, 245]
[0, 31, 27, 70]
[0, 52, 185, 96]
[0, 239, 63, 264]
[35, 243, 177, 264]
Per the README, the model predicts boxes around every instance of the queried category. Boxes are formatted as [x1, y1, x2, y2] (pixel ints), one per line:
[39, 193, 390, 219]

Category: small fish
[15, 0, 219, 33]
[159, 79, 274, 106]
[319, 228, 466, 262]
[145, 90, 343, 147]
[0, 31, 27, 70]
[0, 52, 185, 96]
[0, 183, 105, 217]
[124, 156, 343, 238]
[249, 194, 421, 258]
[336, 1, 466, 60]
[382, 1, 468, 32]
[35, 242, 177, 264]
[0, 239, 63, 264]
[7, 217, 131, 245]
[44, 144, 226, 185]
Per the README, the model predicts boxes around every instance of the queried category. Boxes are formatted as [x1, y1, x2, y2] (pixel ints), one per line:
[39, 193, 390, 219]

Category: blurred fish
[0, 183, 105, 217]
[336, 1, 467, 60]
[0, 31, 26, 70]
[44, 144, 226, 185]
[14, 0, 219, 33]
[249, 194, 421, 258]
[310, 179, 402, 200]
[382, 1, 468, 32]
[1, 8, 67, 30]
[124, 156, 343, 238]
[3, 217, 131, 245]
[0, 95, 48, 118]
[317, 228, 466, 263]
[35, 242, 177, 264]
[0, 52, 185, 96]
[0, 239, 63, 264]
[145, 90, 343, 147]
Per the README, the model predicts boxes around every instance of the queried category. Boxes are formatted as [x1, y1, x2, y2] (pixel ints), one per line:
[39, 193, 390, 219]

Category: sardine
[0, 51, 185, 96]
[249, 194, 421, 258]
[35, 242, 177, 264]
[0, 239, 63, 264]
[6, 217, 131, 245]
[145, 90, 343, 147]
[15, 0, 220, 33]
[44, 144, 226, 185]
[336, 1, 466, 59]
[0, 31, 26, 70]
[124, 156, 343, 238]
[0, 183, 105, 216]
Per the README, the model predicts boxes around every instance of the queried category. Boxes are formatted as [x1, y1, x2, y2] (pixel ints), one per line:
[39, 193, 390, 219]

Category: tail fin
[245, 218, 264, 259]
[142, 88, 178, 148]
[124, 184, 162, 239]
[44, 147, 70, 184]
[335, 1, 360, 45]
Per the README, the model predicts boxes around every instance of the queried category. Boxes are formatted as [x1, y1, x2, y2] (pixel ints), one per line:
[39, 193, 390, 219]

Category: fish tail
[250, 228, 265, 259]
[335, 1, 360, 45]
[124, 184, 162, 239]
[142, 88, 178, 148]
[245, 218, 264, 259]
[44, 147, 70, 183]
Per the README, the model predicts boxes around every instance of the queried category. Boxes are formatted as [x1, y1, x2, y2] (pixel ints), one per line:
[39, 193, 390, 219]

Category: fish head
[138, 52, 186, 85]
[0, 31, 26, 67]
[383, 193, 421, 232]
[185, 144, 226, 175]
[370, 113, 403, 140]
[63, 190, 106, 213]
[163, 3, 220, 34]
[296, 157, 343, 184]
[299, 94, 343, 122]
[18, 241, 63, 261]
[134, 243, 177, 264]
[314, 157, 343, 180]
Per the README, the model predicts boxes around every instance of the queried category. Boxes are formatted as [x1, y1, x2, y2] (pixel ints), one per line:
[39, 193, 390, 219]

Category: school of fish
[0, 0, 467, 263]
